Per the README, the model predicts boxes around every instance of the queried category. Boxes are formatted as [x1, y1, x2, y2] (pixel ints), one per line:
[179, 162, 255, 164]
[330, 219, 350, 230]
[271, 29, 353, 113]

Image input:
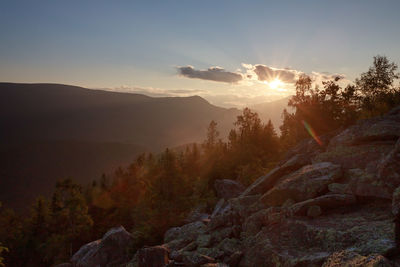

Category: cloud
[177, 65, 243, 83]
[244, 64, 300, 83]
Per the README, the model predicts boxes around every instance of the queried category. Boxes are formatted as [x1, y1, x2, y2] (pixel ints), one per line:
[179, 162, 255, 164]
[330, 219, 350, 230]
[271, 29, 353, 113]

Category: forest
[1, 55, 400, 266]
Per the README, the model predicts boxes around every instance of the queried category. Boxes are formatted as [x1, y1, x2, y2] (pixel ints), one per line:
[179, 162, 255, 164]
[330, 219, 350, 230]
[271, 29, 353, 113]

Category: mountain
[0, 83, 240, 150]
[0, 82, 240, 211]
[251, 96, 293, 130]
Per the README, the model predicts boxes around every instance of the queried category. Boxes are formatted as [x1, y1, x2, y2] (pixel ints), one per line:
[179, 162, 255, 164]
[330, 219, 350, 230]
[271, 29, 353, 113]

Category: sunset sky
[1, 0, 400, 107]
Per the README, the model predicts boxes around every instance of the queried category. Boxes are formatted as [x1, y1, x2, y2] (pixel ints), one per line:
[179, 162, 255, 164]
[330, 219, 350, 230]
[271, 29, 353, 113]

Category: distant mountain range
[0, 82, 289, 211]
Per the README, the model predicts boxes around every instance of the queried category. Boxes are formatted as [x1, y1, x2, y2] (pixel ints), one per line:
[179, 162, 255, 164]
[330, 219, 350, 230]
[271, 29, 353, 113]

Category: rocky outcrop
[322, 250, 392, 267]
[71, 226, 134, 267]
[260, 162, 342, 206]
[137, 245, 170, 267]
[69, 107, 400, 267]
[150, 108, 400, 266]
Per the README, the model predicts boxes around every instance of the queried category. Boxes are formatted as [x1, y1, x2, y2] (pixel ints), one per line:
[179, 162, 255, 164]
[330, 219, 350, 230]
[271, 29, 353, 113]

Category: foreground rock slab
[71, 226, 134, 267]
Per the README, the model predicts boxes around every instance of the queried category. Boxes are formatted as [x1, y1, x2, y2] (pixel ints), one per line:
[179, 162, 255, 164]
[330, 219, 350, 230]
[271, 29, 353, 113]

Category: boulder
[181, 251, 215, 266]
[307, 205, 322, 218]
[185, 204, 210, 223]
[196, 234, 212, 248]
[227, 195, 262, 218]
[289, 194, 356, 216]
[224, 251, 243, 267]
[137, 245, 170, 267]
[164, 221, 207, 243]
[313, 143, 394, 171]
[392, 187, 400, 216]
[260, 162, 342, 206]
[71, 226, 134, 267]
[241, 153, 311, 197]
[214, 179, 245, 200]
[322, 250, 392, 267]
[217, 238, 241, 255]
[378, 138, 400, 189]
[328, 114, 400, 147]
[242, 207, 282, 235]
[241, 203, 395, 266]
[345, 169, 392, 199]
[196, 247, 224, 260]
[210, 199, 229, 218]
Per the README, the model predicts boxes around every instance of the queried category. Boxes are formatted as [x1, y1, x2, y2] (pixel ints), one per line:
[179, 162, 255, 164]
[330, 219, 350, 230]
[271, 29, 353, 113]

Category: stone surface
[393, 187, 400, 216]
[241, 153, 311, 197]
[181, 251, 215, 266]
[137, 245, 169, 267]
[240, 202, 395, 267]
[164, 221, 207, 243]
[289, 194, 356, 216]
[71, 226, 134, 267]
[260, 162, 342, 206]
[214, 179, 245, 200]
[322, 250, 392, 267]
[307, 205, 322, 218]
[378, 138, 400, 190]
[328, 114, 400, 147]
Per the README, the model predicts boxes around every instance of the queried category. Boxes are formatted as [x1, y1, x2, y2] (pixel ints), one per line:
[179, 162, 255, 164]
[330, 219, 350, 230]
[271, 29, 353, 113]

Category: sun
[268, 78, 283, 89]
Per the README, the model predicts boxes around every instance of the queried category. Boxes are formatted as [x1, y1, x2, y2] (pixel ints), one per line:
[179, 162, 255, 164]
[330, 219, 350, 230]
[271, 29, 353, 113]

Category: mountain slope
[0, 82, 240, 211]
[0, 83, 240, 150]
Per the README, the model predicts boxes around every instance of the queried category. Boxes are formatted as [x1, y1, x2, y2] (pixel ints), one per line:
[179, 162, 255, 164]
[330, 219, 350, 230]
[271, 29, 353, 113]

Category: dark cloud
[253, 65, 297, 83]
[177, 66, 243, 83]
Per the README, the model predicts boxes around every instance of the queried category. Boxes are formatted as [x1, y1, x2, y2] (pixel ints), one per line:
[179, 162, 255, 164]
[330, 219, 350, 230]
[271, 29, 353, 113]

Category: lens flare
[302, 120, 323, 146]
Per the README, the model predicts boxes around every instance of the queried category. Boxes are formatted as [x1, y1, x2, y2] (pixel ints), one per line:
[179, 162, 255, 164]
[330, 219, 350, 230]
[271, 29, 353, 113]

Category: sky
[1, 0, 400, 108]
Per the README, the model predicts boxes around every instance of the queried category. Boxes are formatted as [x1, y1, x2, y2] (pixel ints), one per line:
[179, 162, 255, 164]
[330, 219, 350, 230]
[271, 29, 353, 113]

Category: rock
[313, 143, 394, 171]
[208, 211, 240, 230]
[328, 183, 350, 194]
[214, 179, 245, 200]
[260, 162, 342, 206]
[164, 221, 207, 243]
[307, 205, 322, 218]
[227, 195, 262, 218]
[196, 247, 224, 260]
[164, 238, 192, 252]
[289, 194, 356, 216]
[71, 226, 134, 267]
[241, 153, 311, 197]
[378, 138, 400, 189]
[217, 238, 241, 255]
[242, 207, 282, 235]
[224, 251, 242, 267]
[185, 204, 210, 223]
[210, 199, 230, 218]
[210, 227, 233, 244]
[137, 245, 170, 267]
[328, 114, 400, 147]
[322, 250, 392, 267]
[200, 263, 229, 267]
[181, 251, 215, 266]
[181, 241, 197, 252]
[393, 187, 400, 216]
[240, 202, 395, 266]
[54, 264, 72, 267]
[346, 169, 392, 199]
[196, 234, 212, 248]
